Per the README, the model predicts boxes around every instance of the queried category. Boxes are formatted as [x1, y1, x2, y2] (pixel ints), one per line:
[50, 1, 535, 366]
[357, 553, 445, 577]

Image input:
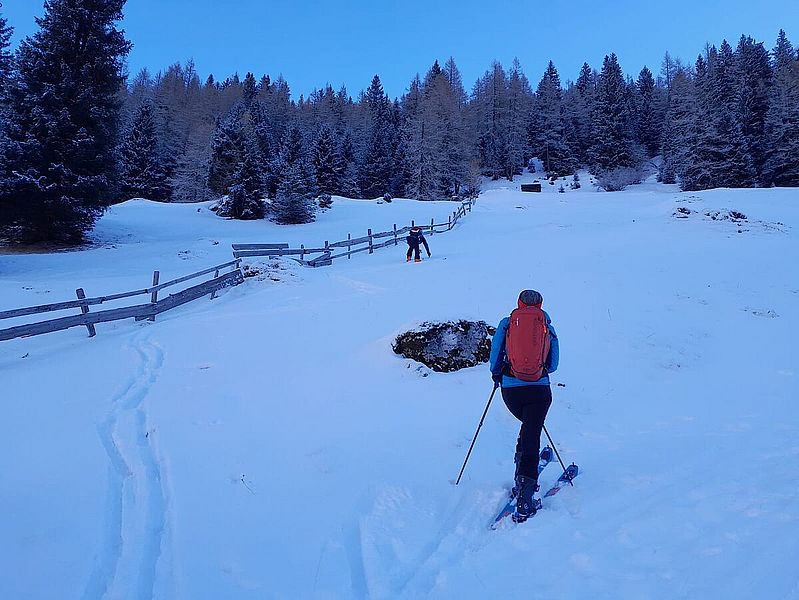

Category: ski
[543, 463, 579, 498]
[490, 446, 553, 529]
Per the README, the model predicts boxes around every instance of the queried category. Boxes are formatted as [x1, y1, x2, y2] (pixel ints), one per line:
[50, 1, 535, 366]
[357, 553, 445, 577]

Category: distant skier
[406, 226, 431, 262]
[489, 289, 559, 522]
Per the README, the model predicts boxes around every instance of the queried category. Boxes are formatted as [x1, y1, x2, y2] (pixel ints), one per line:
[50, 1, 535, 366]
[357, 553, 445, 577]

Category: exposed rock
[392, 320, 494, 373]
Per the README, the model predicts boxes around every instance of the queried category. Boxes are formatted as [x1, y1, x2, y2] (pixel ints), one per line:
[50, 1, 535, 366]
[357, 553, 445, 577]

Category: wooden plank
[347, 233, 352, 259]
[231, 243, 289, 250]
[368, 229, 373, 254]
[149, 260, 242, 291]
[328, 235, 370, 248]
[151, 270, 244, 315]
[233, 248, 327, 258]
[75, 288, 96, 337]
[0, 302, 157, 342]
[329, 245, 371, 260]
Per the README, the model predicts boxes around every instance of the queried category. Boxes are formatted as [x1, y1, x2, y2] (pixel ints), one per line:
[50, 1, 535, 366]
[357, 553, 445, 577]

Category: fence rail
[0, 259, 243, 342]
[232, 198, 474, 267]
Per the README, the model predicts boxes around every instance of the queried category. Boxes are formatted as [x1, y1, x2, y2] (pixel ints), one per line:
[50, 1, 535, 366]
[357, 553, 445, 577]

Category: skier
[489, 289, 559, 522]
[405, 226, 431, 262]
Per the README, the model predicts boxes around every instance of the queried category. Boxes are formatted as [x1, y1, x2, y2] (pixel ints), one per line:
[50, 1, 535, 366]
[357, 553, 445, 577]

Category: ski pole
[455, 384, 498, 485]
[542, 424, 573, 486]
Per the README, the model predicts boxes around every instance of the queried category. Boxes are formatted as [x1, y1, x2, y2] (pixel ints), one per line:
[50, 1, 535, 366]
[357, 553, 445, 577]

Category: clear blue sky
[4, 0, 798, 98]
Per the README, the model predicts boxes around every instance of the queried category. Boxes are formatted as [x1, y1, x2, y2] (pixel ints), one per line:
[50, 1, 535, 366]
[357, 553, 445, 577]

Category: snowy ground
[1, 178, 798, 599]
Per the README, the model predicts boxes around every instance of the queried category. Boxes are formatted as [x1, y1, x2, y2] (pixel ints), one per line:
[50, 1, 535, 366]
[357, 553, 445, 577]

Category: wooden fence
[232, 198, 474, 267]
[0, 259, 243, 342]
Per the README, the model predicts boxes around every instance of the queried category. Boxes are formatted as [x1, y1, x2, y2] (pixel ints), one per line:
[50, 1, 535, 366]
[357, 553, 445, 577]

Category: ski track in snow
[83, 330, 169, 600]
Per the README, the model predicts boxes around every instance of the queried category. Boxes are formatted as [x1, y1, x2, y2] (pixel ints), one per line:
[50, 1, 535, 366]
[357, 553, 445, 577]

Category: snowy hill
[1, 181, 798, 599]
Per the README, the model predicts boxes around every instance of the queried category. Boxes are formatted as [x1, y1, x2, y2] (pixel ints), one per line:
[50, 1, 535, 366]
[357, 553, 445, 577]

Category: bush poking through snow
[596, 167, 645, 191]
[392, 320, 494, 372]
[317, 194, 333, 210]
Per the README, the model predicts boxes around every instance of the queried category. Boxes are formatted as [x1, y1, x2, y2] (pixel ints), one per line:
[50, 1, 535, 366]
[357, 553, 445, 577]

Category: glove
[427, 252, 432, 258]
[492, 372, 503, 386]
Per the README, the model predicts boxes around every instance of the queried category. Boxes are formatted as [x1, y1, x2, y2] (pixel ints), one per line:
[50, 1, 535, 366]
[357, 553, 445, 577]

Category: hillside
[1, 178, 797, 600]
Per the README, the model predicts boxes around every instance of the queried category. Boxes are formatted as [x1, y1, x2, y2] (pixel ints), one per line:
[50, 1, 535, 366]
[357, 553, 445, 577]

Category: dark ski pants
[501, 384, 552, 480]
[406, 243, 421, 260]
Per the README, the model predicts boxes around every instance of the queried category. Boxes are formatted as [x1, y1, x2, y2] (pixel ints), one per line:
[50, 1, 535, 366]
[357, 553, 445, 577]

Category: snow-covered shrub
[570, 174, 581, 189]
[317, 193, 333, 209]
[392, 320, 495, 372]
[596, 167, 644, 191]
[383, 193, 393, 203]
[558, 184, 565, 193]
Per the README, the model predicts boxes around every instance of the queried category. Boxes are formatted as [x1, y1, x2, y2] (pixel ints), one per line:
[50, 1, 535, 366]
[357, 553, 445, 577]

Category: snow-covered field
[1, 178, 798, 600]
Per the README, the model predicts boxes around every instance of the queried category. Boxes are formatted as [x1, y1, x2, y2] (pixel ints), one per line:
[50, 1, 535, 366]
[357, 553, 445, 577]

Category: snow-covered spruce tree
[313, 124, 340, 196]
[119, 102, 170, 201]
[734, 36, 772, 185]
[358, 75, 395, 198]
[0, 0, 130, 244]
[561, 62, 595, 166]
[532, 61, 575, 177]
[691, 42, 754, 189]
[764, 30, 799, 186]
[588, 53, 640, 179]
[273, 164, 315, 224]
[635, 66, 661, 158]
[225, 144, 265, 220]
[335, 130, 360, 198]
[0, 3, 12, 86]
[207, 108, 246, 197]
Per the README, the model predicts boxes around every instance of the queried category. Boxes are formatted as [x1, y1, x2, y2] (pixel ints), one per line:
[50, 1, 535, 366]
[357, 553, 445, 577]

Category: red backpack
[505, 305, 551, 381]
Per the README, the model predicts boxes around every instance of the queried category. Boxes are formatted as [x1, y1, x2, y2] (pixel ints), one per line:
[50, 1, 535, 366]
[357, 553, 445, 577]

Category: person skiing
[406, 226, 430, 262]
[489, 289, 559, 522]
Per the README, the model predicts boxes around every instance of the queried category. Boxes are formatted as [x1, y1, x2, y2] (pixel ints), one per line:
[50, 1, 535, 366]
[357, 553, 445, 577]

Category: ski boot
[406, 256, 411, 262]
[512, 476, 541, 523]
[414, 258, 422, 263]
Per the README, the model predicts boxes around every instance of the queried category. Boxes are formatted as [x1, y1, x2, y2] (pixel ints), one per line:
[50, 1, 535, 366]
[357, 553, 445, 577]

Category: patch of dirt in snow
[672, 205, 788, 234]
[743, 307, 780, 319]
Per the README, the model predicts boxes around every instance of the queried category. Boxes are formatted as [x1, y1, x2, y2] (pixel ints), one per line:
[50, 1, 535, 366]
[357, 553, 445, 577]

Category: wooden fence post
[75, 288, 96, 337]
[149, 271, 159, 322]
[368, 228, 373, 254]
[448, 215, 452, 230]
[324, 241, 330, 263]
[301, 244, 305, 261]
[393, 224, 397, 245]
[347, 233, 352, 259]
[210, 268, 220, 300]
[411, 220, 415, 227]
[430, 218, 435, 235]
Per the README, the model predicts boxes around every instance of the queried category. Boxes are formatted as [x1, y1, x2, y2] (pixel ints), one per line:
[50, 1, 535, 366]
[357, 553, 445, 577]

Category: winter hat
[518, 289, 543, 307]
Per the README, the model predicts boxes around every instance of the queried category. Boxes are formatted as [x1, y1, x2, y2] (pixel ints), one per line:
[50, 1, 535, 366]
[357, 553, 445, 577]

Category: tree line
[1, 1, 797, 244]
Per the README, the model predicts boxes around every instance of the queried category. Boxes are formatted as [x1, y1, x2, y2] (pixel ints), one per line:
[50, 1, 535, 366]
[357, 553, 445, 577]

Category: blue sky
[4, 0, 798, 98]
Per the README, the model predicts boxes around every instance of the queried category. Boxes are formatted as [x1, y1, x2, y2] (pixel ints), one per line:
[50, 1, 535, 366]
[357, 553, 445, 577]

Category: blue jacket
[489, 310, 559, 388]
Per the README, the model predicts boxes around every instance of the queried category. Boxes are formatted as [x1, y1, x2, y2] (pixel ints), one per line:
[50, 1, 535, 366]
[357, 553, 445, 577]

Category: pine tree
[336, 130, 360, 198]
[358, 75, 394, 197]
[589, 54, 639, 173]
[0, 3, 12, 86]
[313, 124, 340, 196]
[242, 71, 257, 104]
[207, 109, 246, 197]
[532, 61, 574, 176]
[635, 66, 660, 157]
[660, 66, 696, 185]
[734, 36, 772, 185]
[0, 0, 131, 244]
[764, 30, 799, 186]
[273, 164, 315, 224]
[227, 143, 265, 220]
[119, 102, 169, 200]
